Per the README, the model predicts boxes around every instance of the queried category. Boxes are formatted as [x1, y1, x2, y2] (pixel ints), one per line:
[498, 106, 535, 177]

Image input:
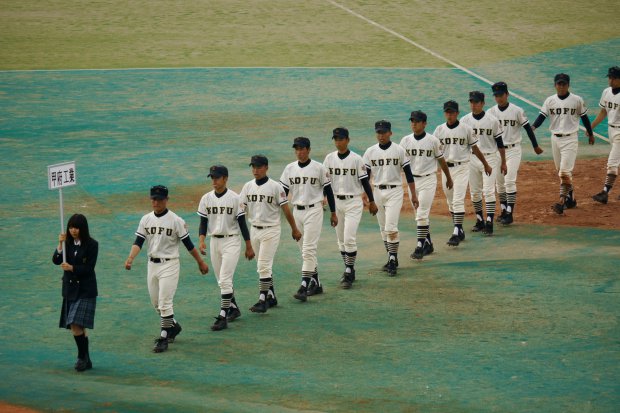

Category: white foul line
[325, 0, 608, 142]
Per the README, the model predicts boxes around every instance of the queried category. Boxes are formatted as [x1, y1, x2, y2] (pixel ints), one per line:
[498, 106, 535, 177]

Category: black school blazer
[52, 238, 99, 300]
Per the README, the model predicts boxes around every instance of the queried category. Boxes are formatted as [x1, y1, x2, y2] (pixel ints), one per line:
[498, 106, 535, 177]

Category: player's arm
[198, 216, 208, 255]
[281, 203, 302, 241]
[323, 183, 338, 227]
[438, 158, 453, 189]
[181, 234, 209, 274]
[523, 123, 543, 154]
[580, 113, 595, 145]
[360, 176, 377, 215]
[591, 107, 608, 130]
[402, 163, 418, 209]
[125, 235, 145, 270]
[237, 214, 255, 260]
[531, 113, 546, 131]
[472, 145, 492, 176]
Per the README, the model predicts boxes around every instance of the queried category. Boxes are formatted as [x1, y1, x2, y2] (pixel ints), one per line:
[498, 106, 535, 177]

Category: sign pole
[48, 161, 76, 263]
[59, 187, 66, 263]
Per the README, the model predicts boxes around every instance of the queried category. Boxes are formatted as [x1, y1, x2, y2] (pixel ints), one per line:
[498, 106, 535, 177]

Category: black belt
[554, 133, 573, 137]
[504, 143, 518, 148]
[446, 162, 465, 167]
[413, 173, 433, 178]
[213, 234, 235, 238]
[252, 225, 274, 229]
[295, 204, 315, 210]
[336, 195, 354, 200]
[375, 185, 397, 190]
[150, 257, 171, 263]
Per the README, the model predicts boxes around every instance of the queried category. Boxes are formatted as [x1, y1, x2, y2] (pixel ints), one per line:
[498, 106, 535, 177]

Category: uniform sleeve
[279, 166, 289, 190]
[494, 118, 504, 140]
[320, 163, 331, 187]
[399, 145, 410, 170]
[517, 106, 529, 126]
[197, 195, 208, 218]
[578, 96, 588, 116]
[276, 182, 288, 206]
[433, 138, 444, 159]
[136, 215, 147, 239]
[357, 156, 368, 180]
[238, 184, 248, 209]
[539, 97, 550, 117]
[234, 196, 245, 218]
[599, 90, 606, 109]
[466, 125, 479, 147]
[176, 216, 190, 241]
[362, 148, 371, 168]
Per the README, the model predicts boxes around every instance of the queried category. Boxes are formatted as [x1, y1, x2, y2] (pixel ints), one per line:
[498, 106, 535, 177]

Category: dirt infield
[0, 403, 39, 413]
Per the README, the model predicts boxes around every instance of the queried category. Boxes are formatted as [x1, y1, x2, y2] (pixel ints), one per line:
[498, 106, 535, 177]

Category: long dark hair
[66, 213, 92, 243]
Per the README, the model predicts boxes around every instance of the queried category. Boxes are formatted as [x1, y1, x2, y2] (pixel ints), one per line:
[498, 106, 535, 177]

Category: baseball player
[363, 120, 418, 276]
[125, 185, 209, 353]
[434, 100, 492, 246]
[591, 66, 620, 204]
[239, 155, 301, 313]
[323, 127, 378, 288]
[280, 137, 337, 302]
[461, 91, 507, 235]
[197, 165, 255, 331]
[400, 111, 453, 259]
[488, 81, 543, 225]
[532, 73, 594, 214]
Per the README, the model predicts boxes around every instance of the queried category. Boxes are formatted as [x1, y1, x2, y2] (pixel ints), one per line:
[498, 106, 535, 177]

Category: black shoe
[471, 220, 485, 232]
[250, 300, 268, 313]
[382, 258, 399, 271]
[226, 307, 241, 322]
[410, 246, 424, 260]
[293, 286, 307, 302]
[502, 213, 513, 225]
[340, 272, 353, 289]
[307, 281, 323, 296]
[153, 337, 168, 353]
[211, 315, 228, 331]
[551, 203, 564, 214]
[483, 221, 493, 236]
[592, 191, 608, 204]
[167, 322, 182, 343]
[565, 197, 577, 209]
[386, 259, 397, 277]
[498, 210, 507, 223]
[349, 269, 356, 282]
[267, 296, 278, 308]
[447, 234, 460, 246]
[75, 357, 92, 371]
[423, 241, 434, 256]
[458, 229, 465, 241]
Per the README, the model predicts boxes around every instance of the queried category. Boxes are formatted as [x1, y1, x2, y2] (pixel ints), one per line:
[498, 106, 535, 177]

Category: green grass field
[1, 1, 619, 412]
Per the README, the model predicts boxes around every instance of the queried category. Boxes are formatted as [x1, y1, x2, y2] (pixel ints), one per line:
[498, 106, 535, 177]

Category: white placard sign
[48, 161, 77, 190]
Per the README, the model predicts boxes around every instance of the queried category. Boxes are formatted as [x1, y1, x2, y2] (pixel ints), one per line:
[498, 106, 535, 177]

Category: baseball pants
[250, 225, 281, 278]
[147, 258, 180, 317]
[442, 163, 469, 214]
[293, 204, 323, 273]
[470, 152, 499, 203]
[334, 196, 364, 253]
[408, 174, 436, 226]
[606, 127, 620, 174]
[496, 144, 522, 194]
[210, 236, 241, 295]
[374, 186, 404, 242]
[551, 133, 578, 178]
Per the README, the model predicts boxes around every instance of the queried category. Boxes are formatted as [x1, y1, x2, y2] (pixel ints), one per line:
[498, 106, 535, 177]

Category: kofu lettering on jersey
[370, 158, 400, 166]
[472, 128, 494, 136]
[500, 119, 518, 127]
[246, 194, 275, 203]
[549, 108, 578, 115]
[328, 167, 357, 176]
[605, 101, 620, 110]
[145, 226, 174, 236]
[439, 137, 467, 145]
[289, 177, 318, 185]
[203, 206, 235, 215]
[405, 149, 433, 157]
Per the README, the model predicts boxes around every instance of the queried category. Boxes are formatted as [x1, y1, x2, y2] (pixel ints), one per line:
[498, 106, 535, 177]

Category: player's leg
[212, 237, 241, 329]
[593, 129, 620, 203]
[468, 157, 485, 232]
[340, 197, 363, 288]
[374, 189, 391, 270]
[502, 146, 521, 224]
[482, 153, 499, 234]
[292, 208, 311, 301]
[411, 176, 434, 259]
[304, 205, 325, 296]
[153, 260, 180, 352]
[382, 187, 404, 276]
[554, 135, 578, 213]
[447, 164, 468, 245]
[495, 161, 508, 221]
[251, 226, 280, 312]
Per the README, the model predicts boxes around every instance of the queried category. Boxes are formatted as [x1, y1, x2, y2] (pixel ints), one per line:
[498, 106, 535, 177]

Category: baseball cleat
[211, 315, 228, 331]
[267, 296, 278, 308]
[226, 307, 241, 322]
[551, 203, 564, 214]
[294, 285, 308, 302]
[74, 357, 92, 372]
[501, 213, 513, 225]
[410, 246, 424, 260]
[153, 337, 169, 353]
[564, 197, 577, 209]
[167, 322, 182, 343]
[386, 259, 397, 276]
[471, 220, 485, 232]
[307, 281, 323, 296]
[250, 300, 268, 313]
[483, 221, 494, 236]
[498, 210, 508, 223]
[458, 229, 465, 241]
[423, 241, 434, 256]
[340, 273, 353, 289]
[447, 234, 460, 246]
[382, 258, 399, 272]
[592, 191, 608, 204]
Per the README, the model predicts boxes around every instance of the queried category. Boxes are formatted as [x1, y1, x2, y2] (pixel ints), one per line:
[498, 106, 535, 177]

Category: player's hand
[198, 261, 209, 275]
[368, 201, 378, 216]
[501, 162, 507, 176]
[587, 132, 595, 145]
[61, 262, 73, 272]
[484, 164, 492, 176]
[411, 195, 419, 210]
[245, 246, 255, 260]
[330, 212, 338, 227]
[446, 177, 454, 190]
[534, 146, 544, 155]
[292, 228, 302, 241]
[124, 257, 133, 270]
[199, 240, 207, 255]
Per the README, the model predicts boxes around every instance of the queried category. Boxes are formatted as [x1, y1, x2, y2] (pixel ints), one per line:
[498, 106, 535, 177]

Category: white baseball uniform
[323, 150, 367, 255]
[598, 87, 620, 174]
[280, 160, 331, 274]
[135, 209, 189, 317]
[197, 189, 243, 295]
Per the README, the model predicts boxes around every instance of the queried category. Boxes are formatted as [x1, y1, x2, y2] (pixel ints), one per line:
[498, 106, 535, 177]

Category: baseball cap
[607, 66, 620, 78]
[207, 165, 229, 178]
[469, 91, 485, 102]
[443, 100, 459, 112]
[375, 120, 391, 133]
[554, 73, 570, 84]
[150, 185, 168, 200]
[292, 136, 311, 148]
[409, 111, 427, 122]
[332, 127, 349, 139]
[249, 155, 268, 167]
[491, 82, 508, 96]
